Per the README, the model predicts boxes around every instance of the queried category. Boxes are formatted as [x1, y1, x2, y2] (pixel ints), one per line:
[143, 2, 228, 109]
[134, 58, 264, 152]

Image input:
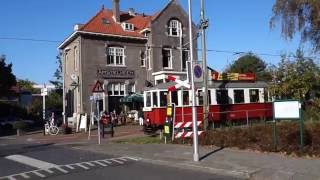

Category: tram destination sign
[97, 69, 135, 79]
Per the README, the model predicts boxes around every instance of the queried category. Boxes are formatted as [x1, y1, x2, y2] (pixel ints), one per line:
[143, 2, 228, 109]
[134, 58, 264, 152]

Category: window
[74, 46, 78, 71]
[216, 90, 228, 104]
[171, 91, 178, 105]
[234, 90, 245, 104]
[162, 48, 172, 69]
[128, 84, 135, 94]
[140, 51, 146, 67]
[182, 50, 189, 71]
[107, 83, 126, 96]
[146, 92, 151, 107]
[183, 91, 189, 105]
[160, 91, 168, 107]
[208, 90, 212, 105]
[121, 23, 134, 31]
[168, 19, 182, 37]
[107, 47, 125, 66]
[152, 92, 158, 107]
[146, 48, 151, 70]
[250, 89, 260, 103]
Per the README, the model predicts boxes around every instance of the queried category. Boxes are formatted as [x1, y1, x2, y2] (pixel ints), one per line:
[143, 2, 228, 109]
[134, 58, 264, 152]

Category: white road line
[94, 161, 108, 167]
[123, 156, 139, 161]
[5, 155, 57, 169]
[102, 160, 112, 164]
[20, 173, 30, 179]
[111, 159, 124, 164]
[76, 163, 89, 170]
[85, 162, 95, 166]
[32, 171, 46, 178]
[7, 176, 17, 180]
[119, 158, 128, 161]
[53, 166, 68, 173]
[44, 169, 54, 174]
[65, 165, 75, 170]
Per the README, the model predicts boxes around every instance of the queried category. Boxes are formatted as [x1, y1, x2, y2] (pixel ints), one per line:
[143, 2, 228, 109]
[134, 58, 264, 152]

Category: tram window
[171, 91, 178, 105]
[152, 92, 158, 107]
[183, 91, 189, 105]
[234, 90, 244, 104]
[146, 92, 151, 107]
[208, 90, 212, 105]
[198, 90, 203, 105]
[216, 90, 228, 104]
[249, 89, 260, 102]
[160, 91, 168, 107]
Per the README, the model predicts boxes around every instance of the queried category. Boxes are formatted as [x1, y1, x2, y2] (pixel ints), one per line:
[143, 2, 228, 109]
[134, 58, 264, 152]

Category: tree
[268, 49, 320, 101]
[0, 55, 17, 97]
[50, 53, 62, 89]
[225, 53, 272, 81]
[270, 0, 320, 52]
[18, 79, 39, 94]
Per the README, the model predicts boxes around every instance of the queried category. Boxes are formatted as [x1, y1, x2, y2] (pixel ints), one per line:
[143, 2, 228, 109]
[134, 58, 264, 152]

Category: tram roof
[144, 81, 268, 91]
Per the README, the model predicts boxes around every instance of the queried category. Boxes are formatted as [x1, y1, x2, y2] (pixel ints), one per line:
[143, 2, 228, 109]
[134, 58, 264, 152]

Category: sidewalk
[73, 139, 320, 180]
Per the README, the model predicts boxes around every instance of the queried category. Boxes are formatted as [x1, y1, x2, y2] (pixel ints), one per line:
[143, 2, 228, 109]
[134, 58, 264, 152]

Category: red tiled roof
[80, 8, 153, 38]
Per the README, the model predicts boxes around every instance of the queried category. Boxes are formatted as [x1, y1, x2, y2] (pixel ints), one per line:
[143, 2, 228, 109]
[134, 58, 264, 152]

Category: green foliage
[18, 79, 39, 94]
[270, 0, 320, 52]
[268, 49, 320, 101]
[47, 91, 62, 111]
[0, 55, 17, 97]
[225, 53, 272, 81]
[50, 53, 63, 89]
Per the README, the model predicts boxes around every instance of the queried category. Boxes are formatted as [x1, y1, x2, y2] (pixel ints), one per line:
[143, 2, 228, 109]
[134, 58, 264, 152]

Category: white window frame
[122, 23, 134, 31]
[107, 47, 125, 66]
[162, 48, 173, 69]
[107, 83, 126, 96]
[146, 48, 151, 70]
[168, 19, 182, 37]
[74, 46, 78, 71]
[140, 51, 146, 67]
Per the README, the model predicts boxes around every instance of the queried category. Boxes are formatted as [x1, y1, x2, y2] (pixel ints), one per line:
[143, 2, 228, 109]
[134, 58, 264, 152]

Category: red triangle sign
[92, 80, 104, 93]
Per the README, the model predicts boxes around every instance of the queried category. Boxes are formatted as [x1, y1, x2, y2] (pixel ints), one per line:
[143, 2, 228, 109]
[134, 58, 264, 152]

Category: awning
[120, 93, 143, 103]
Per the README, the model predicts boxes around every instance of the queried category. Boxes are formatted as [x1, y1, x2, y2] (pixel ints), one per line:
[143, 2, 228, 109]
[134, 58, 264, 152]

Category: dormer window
[122, 23, 134, 31]
[168, 19, 182, 37]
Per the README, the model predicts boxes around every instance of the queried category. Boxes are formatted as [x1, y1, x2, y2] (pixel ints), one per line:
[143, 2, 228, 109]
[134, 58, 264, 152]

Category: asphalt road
[0, 142, 240, 180]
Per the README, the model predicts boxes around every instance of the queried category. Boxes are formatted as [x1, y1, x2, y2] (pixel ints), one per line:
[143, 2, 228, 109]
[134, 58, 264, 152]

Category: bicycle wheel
[49, 126, 59, 135]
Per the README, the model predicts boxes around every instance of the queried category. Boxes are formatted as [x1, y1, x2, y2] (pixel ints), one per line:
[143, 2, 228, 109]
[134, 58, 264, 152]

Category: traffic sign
[166, 75, 190, 92]
[92, 80, 104, 93]
[41, 88, 48, 96]
[194, 65, 202, 78]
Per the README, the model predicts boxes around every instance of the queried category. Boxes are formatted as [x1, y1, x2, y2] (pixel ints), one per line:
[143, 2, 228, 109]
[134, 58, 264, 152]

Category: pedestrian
[138, 108, 144, 126]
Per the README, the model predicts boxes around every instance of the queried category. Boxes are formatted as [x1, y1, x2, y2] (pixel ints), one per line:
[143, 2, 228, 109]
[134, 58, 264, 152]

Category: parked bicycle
[45, 113, 59, 135]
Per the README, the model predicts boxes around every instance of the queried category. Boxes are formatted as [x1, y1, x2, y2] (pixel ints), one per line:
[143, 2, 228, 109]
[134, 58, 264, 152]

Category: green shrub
[13, 121, 28, 130]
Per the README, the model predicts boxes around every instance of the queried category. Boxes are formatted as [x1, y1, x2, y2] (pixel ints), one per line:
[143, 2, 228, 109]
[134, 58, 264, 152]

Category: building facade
[58, 0, 197, 118]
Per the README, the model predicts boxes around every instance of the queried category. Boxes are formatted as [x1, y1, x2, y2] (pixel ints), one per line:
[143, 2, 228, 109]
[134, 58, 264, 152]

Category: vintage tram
[143, 79, 273, 130]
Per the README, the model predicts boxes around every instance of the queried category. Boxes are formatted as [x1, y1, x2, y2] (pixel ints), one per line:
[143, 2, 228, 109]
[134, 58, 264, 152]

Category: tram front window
[160, 91, 168, 107]
[183, 91, 189, 105]
[152, 92, 158, 107]
[146, 92, 151, 107]
[171, 91, 178, 105]
[198, 90, 203, 105]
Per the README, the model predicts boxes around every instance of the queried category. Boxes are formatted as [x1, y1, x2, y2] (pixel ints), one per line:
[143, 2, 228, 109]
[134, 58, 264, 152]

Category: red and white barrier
[175, 131, 204, 138]
[166, 75, 191, 91]
[174, 121, 202, 129]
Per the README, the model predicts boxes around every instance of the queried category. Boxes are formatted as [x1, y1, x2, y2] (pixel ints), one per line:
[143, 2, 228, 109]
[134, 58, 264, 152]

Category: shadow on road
[200, 147, 224, 161]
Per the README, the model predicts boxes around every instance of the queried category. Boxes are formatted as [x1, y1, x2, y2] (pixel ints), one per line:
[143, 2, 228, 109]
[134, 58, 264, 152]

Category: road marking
[94, 161, 108, 167]
[20, 173, 30, 179]
[65, 165, 75, 170]
[123, 156, 139, 161]
[53, 166, 68, 173]
[5, 155, 57, 169]
[85, 162, 95, 166]
[76, 163, 89, 170]
[32, 171, 45, 178]
[44, 169, 54, 174]
[102, 160, 112, 164]
[111, 159, 124, 164]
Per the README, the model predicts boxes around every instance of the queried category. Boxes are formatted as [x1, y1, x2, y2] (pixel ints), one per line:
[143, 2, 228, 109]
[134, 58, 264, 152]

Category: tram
[143, 77, 273, 130]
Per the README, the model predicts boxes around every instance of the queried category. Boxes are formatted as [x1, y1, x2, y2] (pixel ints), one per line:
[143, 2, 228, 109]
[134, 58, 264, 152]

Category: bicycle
[45, 113, 59, 135]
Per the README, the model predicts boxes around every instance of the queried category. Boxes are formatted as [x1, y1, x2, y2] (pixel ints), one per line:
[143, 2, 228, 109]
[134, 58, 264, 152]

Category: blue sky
[0, 0, 311, 84]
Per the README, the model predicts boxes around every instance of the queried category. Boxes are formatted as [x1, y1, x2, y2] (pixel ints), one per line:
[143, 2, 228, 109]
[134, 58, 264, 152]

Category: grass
[114, 135, 163, 144]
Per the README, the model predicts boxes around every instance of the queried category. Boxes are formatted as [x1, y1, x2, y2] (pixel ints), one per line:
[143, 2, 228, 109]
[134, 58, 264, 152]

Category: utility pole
[200, 0, 209, 131]
[188, 0, 199, 162]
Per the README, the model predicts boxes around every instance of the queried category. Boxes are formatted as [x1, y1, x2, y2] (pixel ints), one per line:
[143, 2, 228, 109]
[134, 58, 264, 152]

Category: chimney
[112, 0, 120, 23]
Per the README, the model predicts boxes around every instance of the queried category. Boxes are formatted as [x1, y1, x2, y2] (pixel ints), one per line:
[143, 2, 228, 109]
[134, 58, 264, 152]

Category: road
[0, 141, 240, 180]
